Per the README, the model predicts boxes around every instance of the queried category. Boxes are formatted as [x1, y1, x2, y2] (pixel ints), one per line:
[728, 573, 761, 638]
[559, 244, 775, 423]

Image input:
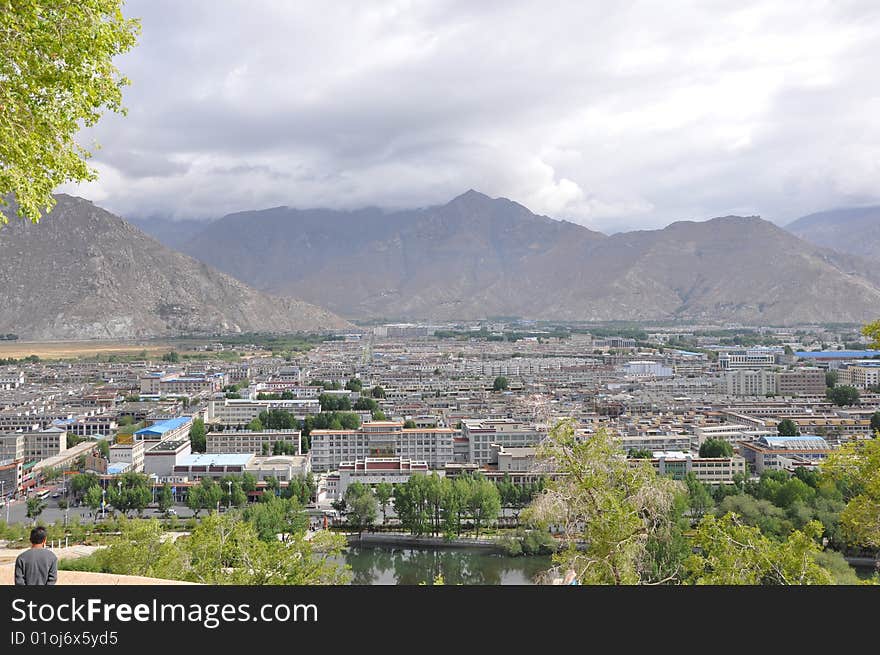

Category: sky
[60, 0, 880, 233]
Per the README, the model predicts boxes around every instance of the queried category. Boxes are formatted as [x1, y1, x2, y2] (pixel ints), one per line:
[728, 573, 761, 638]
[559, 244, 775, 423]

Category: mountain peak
[447, 189, 494, 206]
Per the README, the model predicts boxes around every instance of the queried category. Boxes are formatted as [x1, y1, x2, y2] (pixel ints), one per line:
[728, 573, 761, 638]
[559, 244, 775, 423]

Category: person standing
[14, 526, 58, 585]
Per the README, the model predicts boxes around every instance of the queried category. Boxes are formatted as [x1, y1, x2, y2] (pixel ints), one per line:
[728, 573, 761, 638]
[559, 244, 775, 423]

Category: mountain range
[0, 195, 350, 340]
[786, 206, 880, 260]
[173, 190, 880, 324]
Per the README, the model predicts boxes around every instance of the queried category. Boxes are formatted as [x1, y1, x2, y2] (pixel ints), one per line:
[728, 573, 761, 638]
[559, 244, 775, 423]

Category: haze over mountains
[168, 190, 880, 325]
[786, 206, 880, 260]
[0, 195, 349, 340]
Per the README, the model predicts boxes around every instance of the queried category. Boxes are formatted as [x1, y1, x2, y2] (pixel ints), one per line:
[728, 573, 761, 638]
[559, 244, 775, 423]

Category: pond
[337, 545, 552, 585]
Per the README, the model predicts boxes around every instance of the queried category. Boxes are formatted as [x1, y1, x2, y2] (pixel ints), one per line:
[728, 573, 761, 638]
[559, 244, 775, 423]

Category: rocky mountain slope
[0, 195, 350, 340]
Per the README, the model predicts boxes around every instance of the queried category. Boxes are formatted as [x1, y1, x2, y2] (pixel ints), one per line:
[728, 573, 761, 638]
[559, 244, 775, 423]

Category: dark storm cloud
[61, 0, 880, 230]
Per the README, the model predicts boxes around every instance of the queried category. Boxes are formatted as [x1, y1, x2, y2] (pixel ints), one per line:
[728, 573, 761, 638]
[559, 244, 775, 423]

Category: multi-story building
[170, 453, 252, 480]
[776, 369, 826, 396]
[143, 438, 192, 477]
[310, 421, 455, 471]
[837, 362, 880, 389]
[140, 371, 226, 395]
[63, 415, 118, 437]
[718, 349, 778, 370]
[644, 451, 747, 484]
[0, 430, 66, 462]
[109, 441, 145, 473]
[206, 430, 301, 455]
[245, 454, 311, 483]
[132, 416, 193, 444]
[0, 370, 24, 390]
[206, 398, 320, 428]
[739, 435, 832, 474]
[329, 457, 429, 499]
[692, 423, 774, 446]
[461, 419, 545, 465]
[722, 369, 777, 396]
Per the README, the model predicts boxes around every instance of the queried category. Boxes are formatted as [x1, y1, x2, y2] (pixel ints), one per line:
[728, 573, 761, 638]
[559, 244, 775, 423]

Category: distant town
[1, 321, 878, 584]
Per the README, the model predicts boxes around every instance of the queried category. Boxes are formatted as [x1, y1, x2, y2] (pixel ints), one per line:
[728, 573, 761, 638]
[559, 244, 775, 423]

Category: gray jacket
[14, 547, 58, 585]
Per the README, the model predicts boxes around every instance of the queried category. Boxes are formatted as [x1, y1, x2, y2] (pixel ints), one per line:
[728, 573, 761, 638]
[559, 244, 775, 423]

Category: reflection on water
[336, 545, 551, 585]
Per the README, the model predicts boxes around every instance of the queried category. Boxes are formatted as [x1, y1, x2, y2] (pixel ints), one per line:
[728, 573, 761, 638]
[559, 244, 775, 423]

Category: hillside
[0, 195, 350, 340]
[786, 206, 880, 259]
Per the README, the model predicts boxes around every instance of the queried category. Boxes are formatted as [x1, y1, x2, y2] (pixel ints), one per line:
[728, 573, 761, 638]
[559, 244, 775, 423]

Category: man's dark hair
[30, 526, 47, 545]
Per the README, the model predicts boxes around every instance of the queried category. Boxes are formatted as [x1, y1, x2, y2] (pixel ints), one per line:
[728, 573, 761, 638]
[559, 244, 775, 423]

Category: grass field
[0, 340, 174, 360]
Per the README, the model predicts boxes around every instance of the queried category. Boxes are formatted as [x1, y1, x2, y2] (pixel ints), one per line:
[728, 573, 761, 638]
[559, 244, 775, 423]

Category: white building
[310, 421, 455, 472]
[206, 398, 320, 428]
[718, 349, 778, 370]
[109, 441, 145, 473]
[331, 457, 429, 499]
[143, 438, 192, 477]
[461, 419, 545, 465]
[206, 430, 301, 455]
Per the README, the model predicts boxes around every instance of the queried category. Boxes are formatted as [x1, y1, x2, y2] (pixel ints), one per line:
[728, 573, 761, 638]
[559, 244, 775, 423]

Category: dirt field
[0, 340, 174, 360]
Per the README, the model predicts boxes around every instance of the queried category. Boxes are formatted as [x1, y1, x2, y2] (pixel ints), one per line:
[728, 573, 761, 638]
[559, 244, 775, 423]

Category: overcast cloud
[59, 0, 880, 232]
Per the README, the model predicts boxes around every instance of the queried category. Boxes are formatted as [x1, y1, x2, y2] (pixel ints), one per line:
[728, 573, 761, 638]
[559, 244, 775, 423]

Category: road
[2, 483, 201, 526]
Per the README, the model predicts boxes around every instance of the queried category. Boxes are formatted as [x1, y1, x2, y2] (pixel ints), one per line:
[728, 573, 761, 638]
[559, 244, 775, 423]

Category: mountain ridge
[0, 195, 350, 340]
[172, 191, 880, 324]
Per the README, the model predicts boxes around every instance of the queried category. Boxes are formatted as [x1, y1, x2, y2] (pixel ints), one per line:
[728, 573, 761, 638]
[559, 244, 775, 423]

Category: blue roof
[134, 416, 192, 437]
[176, 453, 252, 467]
[107, 462, 129, 475]
[795, 350, 879, 359]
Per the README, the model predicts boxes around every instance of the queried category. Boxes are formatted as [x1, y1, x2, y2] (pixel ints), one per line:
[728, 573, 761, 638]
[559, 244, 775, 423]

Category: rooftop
[176, 453, 253, 467]
[134, 416, 192, 436]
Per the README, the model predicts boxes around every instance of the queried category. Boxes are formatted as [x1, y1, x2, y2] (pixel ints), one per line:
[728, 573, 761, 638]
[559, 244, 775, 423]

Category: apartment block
[310, 421, 454, 471]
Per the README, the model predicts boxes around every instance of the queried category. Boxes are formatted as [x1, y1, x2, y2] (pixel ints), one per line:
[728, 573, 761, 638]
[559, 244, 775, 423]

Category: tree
[353, 397, 378, 412]
[26, 497, 46, 524]
[158, 483, 174, 514]
[493, 376, 509, 391]
[319, 393, 351, 412]
[40, 466, 62, 483]
[243, 496, 308, 542]
[187, 477, 222, 517]
[247, 417, 263, 432]
[685, 514, 833, 585]
[83, 485, 104, 517]
[69, 472, 100, 500]
[219, 476, 248, 508]
[108, 472, 151, 516]
[162, 351, 180, 363]
[683, 472, 713, 521]
[189, 418, 206, 453]
[403, 420, 417, 429]
[96, 439, 110, 458]
[823, 437, 880, 548]
[375, 482, 393, 525]
[863, 319, 880, 350]
[825, 370, 838, 389]
[827, 385, 860, 406]
[627, 448, 653, 459]
[870, 411, 880, 434]
[525, 420, 683, 585]
[240, 472, 257, 494]
[0, 1, 140, 224]
[466, 476, 501, 538]
[699, 438, 734, 458]
[777, 419, 800, 437]
[371, 385, 385, 398]
[344, 483, 377, 534]
[345, 378, 363, 392]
